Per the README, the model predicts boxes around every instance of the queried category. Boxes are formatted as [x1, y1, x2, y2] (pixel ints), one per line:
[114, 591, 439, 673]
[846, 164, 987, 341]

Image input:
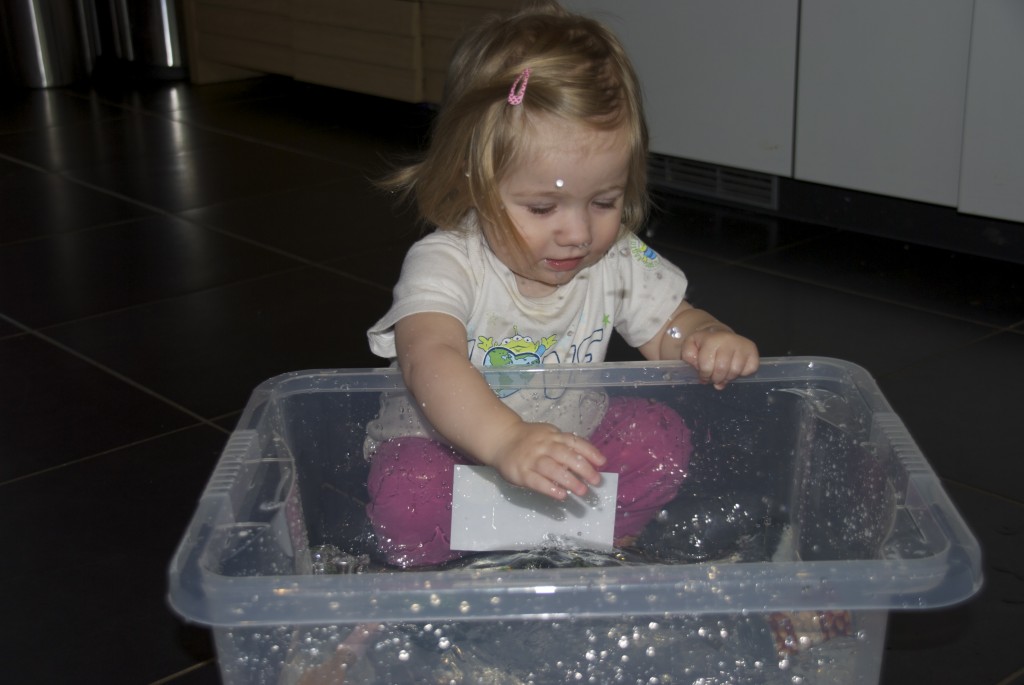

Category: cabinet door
[562, 0, 798, 177]
[795, 1, 973, 206]
[957, 0, 1024, 223]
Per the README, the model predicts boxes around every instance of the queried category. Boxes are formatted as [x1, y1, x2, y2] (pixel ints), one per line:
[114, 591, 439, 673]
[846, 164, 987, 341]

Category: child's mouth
[545, 257, 583, 272]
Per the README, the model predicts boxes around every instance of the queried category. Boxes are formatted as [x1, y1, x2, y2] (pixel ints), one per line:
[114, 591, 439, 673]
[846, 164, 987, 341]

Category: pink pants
[366, 396, 692, 567]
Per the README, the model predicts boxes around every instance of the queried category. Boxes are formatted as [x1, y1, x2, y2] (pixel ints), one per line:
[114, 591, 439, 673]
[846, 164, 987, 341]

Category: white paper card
[449, 465, 618, 552]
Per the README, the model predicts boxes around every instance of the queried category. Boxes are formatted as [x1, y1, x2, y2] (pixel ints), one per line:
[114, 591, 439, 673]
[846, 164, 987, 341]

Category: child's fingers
[495, 425, 608, 500]
[522, 470, 569, 500]
[535, 433, 605, 499]
[565, 432, 606, 470]
[710, 349, 759, 389]
[742, 354, 760, 377]
[681, 331, 760, 387]
[682, 336, 725, 383]
[680, 337, 701, 369]
[536, 459, 589, 498]
[695, 346, 728, 385]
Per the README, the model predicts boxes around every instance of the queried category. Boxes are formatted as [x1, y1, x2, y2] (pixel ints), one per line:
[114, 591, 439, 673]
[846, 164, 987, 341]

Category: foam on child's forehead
[501, 119, 631, 197]
[519, 114, 630, 161]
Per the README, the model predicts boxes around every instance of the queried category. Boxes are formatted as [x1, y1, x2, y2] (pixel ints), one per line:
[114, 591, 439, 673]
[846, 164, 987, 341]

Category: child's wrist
[692, 321, 733, 336]
[476, 415, 524, 467]
[664, 310, 732, 341]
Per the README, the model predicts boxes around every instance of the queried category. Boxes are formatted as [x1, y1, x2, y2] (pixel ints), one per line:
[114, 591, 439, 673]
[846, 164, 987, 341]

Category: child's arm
[638, 302, 760, 389]
[394, 312, 606, 500]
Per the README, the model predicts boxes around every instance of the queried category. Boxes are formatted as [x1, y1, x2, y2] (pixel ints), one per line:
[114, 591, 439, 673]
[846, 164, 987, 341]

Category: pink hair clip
[507, 68, 531, 106]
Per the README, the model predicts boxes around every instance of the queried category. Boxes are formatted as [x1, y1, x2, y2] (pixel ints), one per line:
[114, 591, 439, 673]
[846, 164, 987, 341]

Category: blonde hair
[384, 0, 649, 255]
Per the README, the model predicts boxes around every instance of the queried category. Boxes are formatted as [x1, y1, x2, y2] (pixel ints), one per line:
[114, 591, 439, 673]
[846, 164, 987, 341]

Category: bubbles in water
[293, 537, 870, 683]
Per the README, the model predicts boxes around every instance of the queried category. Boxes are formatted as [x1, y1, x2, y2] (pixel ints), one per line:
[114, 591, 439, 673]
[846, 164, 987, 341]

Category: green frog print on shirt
[477, 328, 557, 368]
[476, 328, 557, 397]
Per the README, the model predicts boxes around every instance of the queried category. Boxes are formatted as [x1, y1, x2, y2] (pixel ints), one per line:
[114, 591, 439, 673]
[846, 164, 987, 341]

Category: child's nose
[555, 209, 591, 247]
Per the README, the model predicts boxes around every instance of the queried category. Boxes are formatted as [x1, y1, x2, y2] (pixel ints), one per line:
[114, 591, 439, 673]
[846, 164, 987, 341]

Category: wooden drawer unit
[292, 0, 421, 101]
[185, 0, 517, 102]
[186, 1, 290, 80]
[421, 0, 519, 102]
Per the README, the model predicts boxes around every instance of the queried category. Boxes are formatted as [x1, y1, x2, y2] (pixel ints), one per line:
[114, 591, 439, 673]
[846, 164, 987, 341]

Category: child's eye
[527, 205, 556, 216]
[593, 198, 620, 210]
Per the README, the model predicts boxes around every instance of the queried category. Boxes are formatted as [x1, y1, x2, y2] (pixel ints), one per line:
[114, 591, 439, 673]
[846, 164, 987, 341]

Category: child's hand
[486, 421, 607, 500]
[680, 326, 760, 390]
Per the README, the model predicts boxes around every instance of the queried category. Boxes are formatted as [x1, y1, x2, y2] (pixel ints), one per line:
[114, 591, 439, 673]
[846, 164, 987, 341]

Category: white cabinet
[957, 0, 1024, 223]
[794, 1, 974, 207]
[554, 1, 1024, 224]
[562, 0, 799, 177]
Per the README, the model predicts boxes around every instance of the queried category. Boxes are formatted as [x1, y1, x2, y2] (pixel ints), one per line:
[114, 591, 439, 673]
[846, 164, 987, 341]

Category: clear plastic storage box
[168, 358, 981, 685]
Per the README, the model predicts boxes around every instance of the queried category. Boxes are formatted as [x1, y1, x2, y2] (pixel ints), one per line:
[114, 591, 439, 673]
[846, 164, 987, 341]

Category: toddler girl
[364, 1, 759, 568]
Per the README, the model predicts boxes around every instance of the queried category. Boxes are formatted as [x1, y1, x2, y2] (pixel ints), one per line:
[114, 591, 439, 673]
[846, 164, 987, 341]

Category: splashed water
[291, 544, 869, 685]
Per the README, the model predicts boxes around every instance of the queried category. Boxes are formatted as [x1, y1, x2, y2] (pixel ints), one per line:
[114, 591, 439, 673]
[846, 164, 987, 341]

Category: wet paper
[449, 465, 618, 552]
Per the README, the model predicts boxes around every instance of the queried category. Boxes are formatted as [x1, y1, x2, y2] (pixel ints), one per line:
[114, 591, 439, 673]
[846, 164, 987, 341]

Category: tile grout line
[0, 312, 225, 435]
[0, 421, 228, 488]
[146, 658, 217, 685]
[72, 84, 394, 176]
[648, 221, 1024, 331]
[994, 666, 1024, 685]
[651, 242, 1021, 331]
[941, 476, 1024, 509]
[735, 260, 1022, 331]
[154, 109, 370, 169]
[16, 86, 366, 171]
[872, 325, 1020, 384]
[0, 213, 152, 249]
[26, 263, 311, 334]
[4, 121, 390, 292]
[41, 170, 397, 293]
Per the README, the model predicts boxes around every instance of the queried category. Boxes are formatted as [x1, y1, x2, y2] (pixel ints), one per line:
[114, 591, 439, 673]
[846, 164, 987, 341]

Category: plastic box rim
[167, 357, 983, 628]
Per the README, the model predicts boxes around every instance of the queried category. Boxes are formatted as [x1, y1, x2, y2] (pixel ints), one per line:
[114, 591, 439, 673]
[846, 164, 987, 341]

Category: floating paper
[449, 465, 618, 552]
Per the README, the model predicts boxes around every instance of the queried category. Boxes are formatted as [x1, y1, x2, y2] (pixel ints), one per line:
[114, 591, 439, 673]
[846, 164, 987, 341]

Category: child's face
[489, 117, 631, 298]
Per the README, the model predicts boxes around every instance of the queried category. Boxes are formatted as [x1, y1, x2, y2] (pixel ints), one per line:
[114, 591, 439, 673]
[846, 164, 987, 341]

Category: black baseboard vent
[647, 153, 778, 211]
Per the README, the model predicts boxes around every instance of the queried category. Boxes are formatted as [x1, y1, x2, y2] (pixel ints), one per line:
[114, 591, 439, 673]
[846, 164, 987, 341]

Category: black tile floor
[1, 75, 1021, 684]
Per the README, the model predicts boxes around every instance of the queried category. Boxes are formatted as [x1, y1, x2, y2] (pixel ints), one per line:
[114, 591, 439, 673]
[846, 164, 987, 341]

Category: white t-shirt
[364, 221, 688, 456]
